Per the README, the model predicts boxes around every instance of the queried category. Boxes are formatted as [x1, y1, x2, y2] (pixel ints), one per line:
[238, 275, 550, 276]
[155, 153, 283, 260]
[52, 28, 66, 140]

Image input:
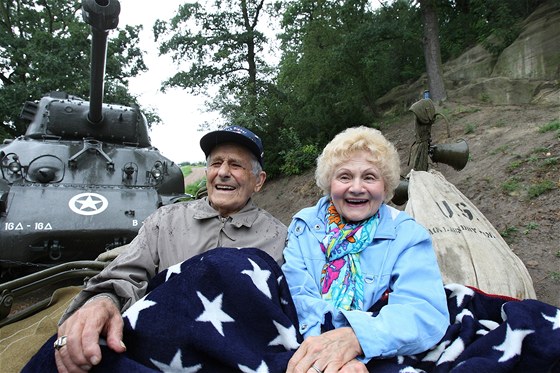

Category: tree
[277, 0, 376, 142]
[0, 0, 147, 138]
[153, 0, 275, 130]
[418, 0, 447, 102]
[275, 0, 424, 143]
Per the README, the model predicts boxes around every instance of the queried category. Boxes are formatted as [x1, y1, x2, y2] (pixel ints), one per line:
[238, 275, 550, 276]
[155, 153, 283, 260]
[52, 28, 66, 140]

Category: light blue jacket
[281, 196, 449, 362]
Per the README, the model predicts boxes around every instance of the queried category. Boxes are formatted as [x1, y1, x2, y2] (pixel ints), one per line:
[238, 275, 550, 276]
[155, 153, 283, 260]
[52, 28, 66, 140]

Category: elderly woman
[282, 126, 449, 372]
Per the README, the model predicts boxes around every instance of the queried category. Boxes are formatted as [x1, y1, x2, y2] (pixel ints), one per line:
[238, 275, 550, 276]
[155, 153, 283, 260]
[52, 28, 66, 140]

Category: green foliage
[501, 178, 521, 193]
[500, 226, 518, 241]
[275, 0, 423, 150]
[480, 93, 491, 103]
[278, 127, 319, 176]
[507, 159, 523, 171]
[185, 178, 207, 197]
[523, 222, 539, 235]
[539, 120, 560, 136]
[179, 161, 206, 167]
[259, 0, 546, 176]
[532, 146, 550, 154]
[280, 144, 320, 176]
[436, 0, 543, 59]
[527, 180, 556, 198]
[490, 144, 509, 155]
[154, 0, 275, 130]
[474, 1, 523, 55]
[181, 165, 193, 176]
[493, 119, 506, 128]
[542, 157, 558, 167]
[0, 0, 148, 139]
[464, 123, 476, 134]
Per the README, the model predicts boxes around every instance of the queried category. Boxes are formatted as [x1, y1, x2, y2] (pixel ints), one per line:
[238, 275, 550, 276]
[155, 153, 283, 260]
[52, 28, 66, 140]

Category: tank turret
[22, 0, 150, 150]
[0, 0, 188, 273]
[83, 0, 120, 125]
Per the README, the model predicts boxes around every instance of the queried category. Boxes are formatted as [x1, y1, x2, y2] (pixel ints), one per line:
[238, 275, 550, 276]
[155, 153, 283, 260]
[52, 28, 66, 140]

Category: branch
[0, 72, 13, 85]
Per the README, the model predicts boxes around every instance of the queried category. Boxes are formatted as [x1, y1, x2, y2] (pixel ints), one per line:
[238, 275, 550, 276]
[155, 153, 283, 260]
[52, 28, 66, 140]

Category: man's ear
[253, 171, 266, 192]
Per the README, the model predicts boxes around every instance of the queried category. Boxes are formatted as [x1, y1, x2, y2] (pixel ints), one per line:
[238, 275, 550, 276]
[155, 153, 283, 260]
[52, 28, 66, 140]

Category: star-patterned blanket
[366, 283, 560, 372]
[116, 247, 302, 372]
[23, 247, 302, 373]
[23, 248, 560, 372]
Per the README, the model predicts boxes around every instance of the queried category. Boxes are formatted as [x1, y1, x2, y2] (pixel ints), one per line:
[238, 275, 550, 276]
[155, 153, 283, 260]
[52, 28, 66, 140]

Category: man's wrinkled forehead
[207, 142, 256, 164]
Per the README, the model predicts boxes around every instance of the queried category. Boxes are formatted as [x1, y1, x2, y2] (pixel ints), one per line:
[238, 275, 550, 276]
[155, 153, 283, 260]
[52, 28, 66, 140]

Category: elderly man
[53, 125, 287, 372]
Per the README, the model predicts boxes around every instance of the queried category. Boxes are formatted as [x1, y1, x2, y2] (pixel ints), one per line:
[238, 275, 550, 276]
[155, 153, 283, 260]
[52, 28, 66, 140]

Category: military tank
[0, 0, 187, 271]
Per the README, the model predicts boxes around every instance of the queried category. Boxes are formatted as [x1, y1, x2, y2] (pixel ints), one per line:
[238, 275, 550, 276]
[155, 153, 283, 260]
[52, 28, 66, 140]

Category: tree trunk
[419, 0, 447, 102]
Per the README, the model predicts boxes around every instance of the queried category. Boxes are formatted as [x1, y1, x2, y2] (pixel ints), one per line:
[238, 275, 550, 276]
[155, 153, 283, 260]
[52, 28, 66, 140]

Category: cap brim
[200, 130, 263, 166]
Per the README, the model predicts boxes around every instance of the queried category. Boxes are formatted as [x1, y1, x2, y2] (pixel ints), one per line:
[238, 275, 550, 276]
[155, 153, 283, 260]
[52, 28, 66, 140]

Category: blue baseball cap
[200, 125, 264, 167]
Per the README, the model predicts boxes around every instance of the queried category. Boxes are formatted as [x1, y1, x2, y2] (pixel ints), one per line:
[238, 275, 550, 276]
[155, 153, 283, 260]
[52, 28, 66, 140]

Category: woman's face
[329, 151, 386, 223]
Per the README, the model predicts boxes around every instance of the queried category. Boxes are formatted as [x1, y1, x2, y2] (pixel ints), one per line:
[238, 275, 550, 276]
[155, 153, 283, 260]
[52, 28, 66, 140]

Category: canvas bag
[404, 170, 536, 299]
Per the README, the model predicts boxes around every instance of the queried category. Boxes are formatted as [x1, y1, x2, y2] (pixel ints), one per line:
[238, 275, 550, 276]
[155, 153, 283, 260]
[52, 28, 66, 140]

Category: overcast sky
[118, 0, 213, 164]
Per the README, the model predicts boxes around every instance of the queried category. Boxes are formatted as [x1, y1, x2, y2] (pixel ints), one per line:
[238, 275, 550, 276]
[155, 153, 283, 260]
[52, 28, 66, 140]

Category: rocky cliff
[377, 0, 560, 109]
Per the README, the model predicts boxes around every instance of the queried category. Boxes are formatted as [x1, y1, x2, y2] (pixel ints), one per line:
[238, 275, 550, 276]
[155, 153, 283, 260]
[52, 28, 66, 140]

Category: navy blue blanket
[24, 248, 560, 372]
[366, 283, 560, 372]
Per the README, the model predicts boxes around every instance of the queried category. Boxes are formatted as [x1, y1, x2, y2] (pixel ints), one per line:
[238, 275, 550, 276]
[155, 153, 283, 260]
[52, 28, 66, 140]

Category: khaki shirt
[60, 197, 287, 322]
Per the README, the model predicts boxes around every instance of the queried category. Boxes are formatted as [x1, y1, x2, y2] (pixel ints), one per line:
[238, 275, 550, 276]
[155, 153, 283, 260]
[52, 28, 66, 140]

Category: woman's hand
[287, 327, 364, 373]
[339, 359, 369, 372]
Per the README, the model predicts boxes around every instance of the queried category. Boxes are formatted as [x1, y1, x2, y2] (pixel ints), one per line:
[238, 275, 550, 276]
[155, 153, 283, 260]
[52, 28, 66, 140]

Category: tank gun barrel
[81, 0, 120, 124]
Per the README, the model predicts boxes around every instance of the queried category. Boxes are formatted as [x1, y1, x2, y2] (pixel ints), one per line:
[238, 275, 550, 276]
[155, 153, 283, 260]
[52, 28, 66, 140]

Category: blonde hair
[315, 126, 401, 202]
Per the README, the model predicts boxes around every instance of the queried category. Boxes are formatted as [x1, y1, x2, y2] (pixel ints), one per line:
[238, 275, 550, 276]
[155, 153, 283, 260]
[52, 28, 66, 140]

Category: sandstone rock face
[443, 44, 496, 82]
[377, 0, 560, 109]
[492, 1, 560, 80]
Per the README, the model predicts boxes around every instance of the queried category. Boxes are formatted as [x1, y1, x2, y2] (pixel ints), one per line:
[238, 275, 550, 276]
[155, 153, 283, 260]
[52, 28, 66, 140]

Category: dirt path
[184, 167, 206, 185]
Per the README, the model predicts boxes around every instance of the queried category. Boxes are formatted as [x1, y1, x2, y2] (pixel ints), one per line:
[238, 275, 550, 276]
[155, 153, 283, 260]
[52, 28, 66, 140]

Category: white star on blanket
[238, 361, 269, 373]
[478, 319, 500, 333]
[242, 258, 272, 298]
[165, 261, 183, 282]
[447, 283, 474, 308]
[493, 324, 534, 362]
[150, 349, 202, 373]
[542, 309, 560, 330]
[122, 298, 156, 329]
[269, 320, 300, 350]
[421, 340, 450, 363]
[195, 292, 234, 336]
[437, 338, 465, 364]
[371, 284, 560, 372]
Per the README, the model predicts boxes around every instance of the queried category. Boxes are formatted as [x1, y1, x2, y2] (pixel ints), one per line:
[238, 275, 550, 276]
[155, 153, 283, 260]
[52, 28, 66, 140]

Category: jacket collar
[192, 197, 260, 228]
[296, 196, 398, 240]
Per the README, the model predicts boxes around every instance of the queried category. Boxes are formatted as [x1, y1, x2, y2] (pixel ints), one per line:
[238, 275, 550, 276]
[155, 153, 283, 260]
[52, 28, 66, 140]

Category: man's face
[206, 143, 266, 217]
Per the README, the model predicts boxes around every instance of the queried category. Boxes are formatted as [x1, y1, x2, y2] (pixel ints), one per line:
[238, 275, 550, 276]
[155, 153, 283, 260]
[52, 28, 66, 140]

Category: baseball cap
[200, 125, 264, 167]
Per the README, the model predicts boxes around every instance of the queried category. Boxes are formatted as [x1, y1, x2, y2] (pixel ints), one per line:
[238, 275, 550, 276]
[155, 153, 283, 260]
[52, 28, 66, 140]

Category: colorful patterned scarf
[320, 201, 379, 311]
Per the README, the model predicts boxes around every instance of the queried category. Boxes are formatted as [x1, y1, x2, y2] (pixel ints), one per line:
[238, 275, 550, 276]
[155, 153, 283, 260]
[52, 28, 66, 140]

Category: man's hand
[54, 296, 126, 373]
[286, 327, 364, 373]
